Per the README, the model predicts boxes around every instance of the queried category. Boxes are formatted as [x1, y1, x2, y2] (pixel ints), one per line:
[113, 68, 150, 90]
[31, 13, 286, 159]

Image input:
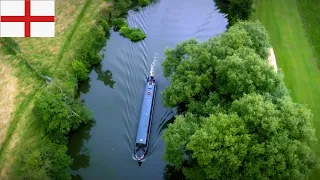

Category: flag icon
[0, 0, 55, 37]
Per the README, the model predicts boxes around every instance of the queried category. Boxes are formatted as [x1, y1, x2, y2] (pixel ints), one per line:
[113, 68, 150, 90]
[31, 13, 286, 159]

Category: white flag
[0, 0, 55, 37]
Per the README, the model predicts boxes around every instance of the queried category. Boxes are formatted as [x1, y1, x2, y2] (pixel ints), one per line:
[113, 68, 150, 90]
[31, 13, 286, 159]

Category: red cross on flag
[0, 0, 55, 37]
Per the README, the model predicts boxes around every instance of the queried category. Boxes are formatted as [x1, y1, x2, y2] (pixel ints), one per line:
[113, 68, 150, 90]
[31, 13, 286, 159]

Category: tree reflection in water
[94, 64, 116, 88]
[68, 120, 95, 171]
[163, 164, 186, 180]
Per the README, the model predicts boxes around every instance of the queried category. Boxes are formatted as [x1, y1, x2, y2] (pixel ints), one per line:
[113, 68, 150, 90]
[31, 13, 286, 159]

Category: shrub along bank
[215, 0, 254, 25]
[112, 17, 146, 42]
[73, 0, 150, 81]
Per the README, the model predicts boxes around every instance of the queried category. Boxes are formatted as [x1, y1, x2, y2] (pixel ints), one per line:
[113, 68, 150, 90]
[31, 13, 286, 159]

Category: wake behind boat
[134, 75, 157, 161]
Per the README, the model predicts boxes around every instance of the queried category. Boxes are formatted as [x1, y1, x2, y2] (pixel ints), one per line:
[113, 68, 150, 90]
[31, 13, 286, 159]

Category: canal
[68, 0, 228, 179]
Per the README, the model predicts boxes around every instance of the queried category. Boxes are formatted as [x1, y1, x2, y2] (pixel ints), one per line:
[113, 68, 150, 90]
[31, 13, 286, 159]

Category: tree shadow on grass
[0, 37, 20, 56]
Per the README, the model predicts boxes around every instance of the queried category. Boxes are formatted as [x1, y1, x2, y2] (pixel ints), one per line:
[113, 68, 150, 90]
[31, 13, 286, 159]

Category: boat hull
[134, 76, 157, 161]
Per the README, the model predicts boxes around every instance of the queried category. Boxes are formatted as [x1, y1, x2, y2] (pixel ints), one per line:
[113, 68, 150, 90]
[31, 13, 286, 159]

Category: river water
[68, 0, 227, 179]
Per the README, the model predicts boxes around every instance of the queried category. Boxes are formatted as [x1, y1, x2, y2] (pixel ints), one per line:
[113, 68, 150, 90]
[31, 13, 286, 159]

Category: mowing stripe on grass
[296, 0, 320, 68]
[0, 83, 45, 169]
[53, 0, 94, 73]
[252, 0, 320, 178]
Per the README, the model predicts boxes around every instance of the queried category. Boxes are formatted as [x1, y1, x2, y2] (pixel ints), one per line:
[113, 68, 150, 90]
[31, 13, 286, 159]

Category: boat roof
[135, 82, 155, 145]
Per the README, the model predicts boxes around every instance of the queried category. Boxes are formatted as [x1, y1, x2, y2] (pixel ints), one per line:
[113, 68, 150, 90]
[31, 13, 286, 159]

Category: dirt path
[0, 64, 18, 146]
[268, 48, 278, 72]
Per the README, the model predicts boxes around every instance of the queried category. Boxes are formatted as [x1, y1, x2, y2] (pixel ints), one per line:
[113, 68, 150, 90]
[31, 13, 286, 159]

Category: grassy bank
[0, 0, 113, 179]
[252, 0, 320, 178]
[0, 0, 152, 178]
[297, 0, 320, 63]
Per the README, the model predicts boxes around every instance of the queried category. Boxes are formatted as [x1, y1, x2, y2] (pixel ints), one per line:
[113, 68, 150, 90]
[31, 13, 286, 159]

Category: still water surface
[68, 0, 228, 179]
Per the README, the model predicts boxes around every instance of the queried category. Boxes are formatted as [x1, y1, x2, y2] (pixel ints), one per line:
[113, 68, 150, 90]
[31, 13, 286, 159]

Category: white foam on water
[150, 52, 159, 76]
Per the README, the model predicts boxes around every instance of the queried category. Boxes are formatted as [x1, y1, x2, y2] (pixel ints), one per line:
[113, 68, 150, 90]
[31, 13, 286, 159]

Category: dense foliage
[112, 18, 128, 30]
[229, 0, 253, 24]
[12, 0, 141, 179]
[162, 21, 317, 180]
[139, 0, 150, 7]
[17, 140, 72, 180]
[74, 23, 107, 69]
[34, 92, 91, 142]
[217, 0, 254, 25]
[111, 18, 146, 42]
[119, 27, 146, 42]
[72, 60, 89, 81]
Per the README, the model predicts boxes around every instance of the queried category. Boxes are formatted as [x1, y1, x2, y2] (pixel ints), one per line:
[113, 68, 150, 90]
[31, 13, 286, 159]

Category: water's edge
[68, 0, 228, 179]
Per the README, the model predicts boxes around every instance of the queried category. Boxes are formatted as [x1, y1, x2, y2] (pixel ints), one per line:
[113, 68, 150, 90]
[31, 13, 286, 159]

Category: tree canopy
[162, 21, 317, 179]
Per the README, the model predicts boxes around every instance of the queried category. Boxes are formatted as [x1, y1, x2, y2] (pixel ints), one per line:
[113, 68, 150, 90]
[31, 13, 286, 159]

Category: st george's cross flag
[0, 0, 55, 37]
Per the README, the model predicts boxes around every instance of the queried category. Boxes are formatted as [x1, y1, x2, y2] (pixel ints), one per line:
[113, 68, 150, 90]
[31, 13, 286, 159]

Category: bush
[75, 25, 105, 66]
[139, 0, 150, 7]
[119, 27, 146, 42]
[72, 60, 89, 81]
[112, 18, 128, 30]
[228, 0, 253, 25]
[113, 0, 132, 13]
[34, 92, 91, 142]
[96, 18, 110, 37]
[17, 139, 72, 180]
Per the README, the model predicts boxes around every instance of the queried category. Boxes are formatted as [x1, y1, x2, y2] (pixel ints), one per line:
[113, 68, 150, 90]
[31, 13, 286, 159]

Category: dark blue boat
[134, 75, 157, 161]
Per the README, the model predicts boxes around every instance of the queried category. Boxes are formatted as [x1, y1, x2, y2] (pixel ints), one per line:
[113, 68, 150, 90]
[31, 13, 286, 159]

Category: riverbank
[252, 0, 320, 178]
[0, 0, 115, 178]
[0, 65, 18, 147]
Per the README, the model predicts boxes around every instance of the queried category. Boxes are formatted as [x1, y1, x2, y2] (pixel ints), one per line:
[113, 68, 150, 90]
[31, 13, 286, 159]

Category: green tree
[34, 92, 91, 142]
[139, 0, 150, 7]
[112, 18, 128, 30]
[119, 27, 146, 42]
[235, 21, 271, 59]
[164, 94, 317, 180]
[228, 0, 253, 25]
[75, 25, 105, 66]
[162, 21, 317, 179]
[161, 22, 279, 108]
[19, 140, 72, 180]
[72, 60, 89, 81]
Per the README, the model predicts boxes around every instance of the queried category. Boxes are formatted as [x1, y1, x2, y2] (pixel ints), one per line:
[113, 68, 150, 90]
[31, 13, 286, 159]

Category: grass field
[0, 65, 18, 146]
[252, 0, 320, 178]
[0, 0, 110, 178]
[297, 0, 320, 63]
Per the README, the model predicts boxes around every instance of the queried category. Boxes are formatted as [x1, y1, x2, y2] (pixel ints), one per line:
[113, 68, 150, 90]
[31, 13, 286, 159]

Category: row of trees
[161, 21, 318, 179]
[13, 0, 144, 179]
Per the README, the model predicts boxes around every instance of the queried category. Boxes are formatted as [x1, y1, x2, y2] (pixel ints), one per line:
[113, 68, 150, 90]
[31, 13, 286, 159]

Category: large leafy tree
[162, 22, 276, 108]
[162, 21, 317, 179]
[228, 0, 253, 25]
[34, 91, 91, 142]
[164, 94, 317, 180]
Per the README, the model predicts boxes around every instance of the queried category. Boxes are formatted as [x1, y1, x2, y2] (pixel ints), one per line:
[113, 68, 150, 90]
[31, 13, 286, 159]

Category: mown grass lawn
[297, 0, 320, 62]
[252, 0, 320, 178]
